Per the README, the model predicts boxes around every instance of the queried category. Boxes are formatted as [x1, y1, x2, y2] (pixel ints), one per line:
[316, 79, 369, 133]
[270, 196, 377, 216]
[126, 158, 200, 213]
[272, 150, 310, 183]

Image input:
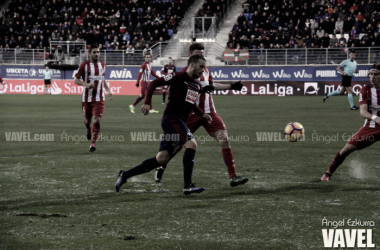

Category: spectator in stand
[365, 0, 375, 16]
[335, 17, 344, 34]
[330, 34, 339, 46]
[316, 26, 325, 38]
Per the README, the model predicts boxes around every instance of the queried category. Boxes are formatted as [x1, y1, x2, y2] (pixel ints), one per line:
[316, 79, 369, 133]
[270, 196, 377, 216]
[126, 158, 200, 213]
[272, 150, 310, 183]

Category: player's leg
[206, 114, 248, 187]
[89, 101, 105, 152]
[82, 102, 93, 141]
[44, 81, 48, 94]
[116, 150, 170, 192]
[321, 143, 357, 181]
[182, 138, 205, 195]
[321, 126, 379, 180]
[154, 113, 203, 182]
[130, 84, 146, 113]
[162, 89, 166, 104]
[47, 83, 51, 94]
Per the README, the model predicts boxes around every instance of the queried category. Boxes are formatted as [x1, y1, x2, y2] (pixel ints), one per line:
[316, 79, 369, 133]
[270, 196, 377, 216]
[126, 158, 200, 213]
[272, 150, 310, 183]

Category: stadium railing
[224, 47, 380, 66]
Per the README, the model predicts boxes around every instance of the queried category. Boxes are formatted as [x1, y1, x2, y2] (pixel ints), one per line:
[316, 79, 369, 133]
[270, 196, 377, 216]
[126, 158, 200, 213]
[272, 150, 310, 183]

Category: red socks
[327, 151, 347, 174]
[132, 96, 142, 106]
[91, 123, 100, 146]
[222, 148, 237, 179]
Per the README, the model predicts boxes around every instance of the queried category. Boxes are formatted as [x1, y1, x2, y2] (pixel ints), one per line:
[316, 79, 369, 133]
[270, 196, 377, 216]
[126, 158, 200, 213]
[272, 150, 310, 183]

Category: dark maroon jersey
[144, 72, 204, 121]
[161, 64, 177, 76]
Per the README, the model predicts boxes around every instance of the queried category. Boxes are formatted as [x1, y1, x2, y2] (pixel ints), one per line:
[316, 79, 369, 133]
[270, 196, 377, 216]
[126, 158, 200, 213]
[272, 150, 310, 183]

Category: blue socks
[348, 94, 354, 107]
[327, 90, 340, 97]
[183, 148, 196, 188]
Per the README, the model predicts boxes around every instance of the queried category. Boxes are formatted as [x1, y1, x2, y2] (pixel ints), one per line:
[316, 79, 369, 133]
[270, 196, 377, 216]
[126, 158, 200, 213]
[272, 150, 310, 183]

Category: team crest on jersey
[164, 74, 173, 81]
[359, 93, 362, 102]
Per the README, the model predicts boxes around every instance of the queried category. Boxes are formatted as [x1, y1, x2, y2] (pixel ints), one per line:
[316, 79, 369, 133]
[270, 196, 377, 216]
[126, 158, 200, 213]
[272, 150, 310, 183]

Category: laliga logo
[51, 81, 62, 95]
[304, 82, 319, 95]
[29, 68, 37, 77]
[0, 83, 8, 94]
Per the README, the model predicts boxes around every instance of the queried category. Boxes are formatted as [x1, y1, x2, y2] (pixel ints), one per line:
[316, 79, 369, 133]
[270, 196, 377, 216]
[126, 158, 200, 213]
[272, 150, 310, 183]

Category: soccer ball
[284, 122, 305, 142]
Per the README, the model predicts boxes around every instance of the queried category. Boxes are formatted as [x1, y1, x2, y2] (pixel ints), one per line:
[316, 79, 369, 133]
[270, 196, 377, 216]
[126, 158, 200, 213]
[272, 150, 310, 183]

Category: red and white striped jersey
[136, 62, 159, 83]
[75, 60, 106, 103]
[359, 83, 380, 128]
[181, 66, 216, 114]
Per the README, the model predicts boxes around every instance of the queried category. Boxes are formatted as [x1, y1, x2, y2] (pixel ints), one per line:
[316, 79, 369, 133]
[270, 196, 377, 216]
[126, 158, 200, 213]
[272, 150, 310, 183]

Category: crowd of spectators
[0, 0, 193, 56]
[195, 0, 232, 30]
[228, 0, 380, 51]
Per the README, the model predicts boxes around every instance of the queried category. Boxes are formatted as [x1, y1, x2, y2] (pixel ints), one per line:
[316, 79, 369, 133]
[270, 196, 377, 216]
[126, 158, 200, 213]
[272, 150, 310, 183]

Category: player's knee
[156, 151, 170, 165]
[184, 139, 197, 150]
[341, 144, 356, 156]
[214, 130, 230, 148]
[140, 94, 145, 98]
[93, 116, 101, 124]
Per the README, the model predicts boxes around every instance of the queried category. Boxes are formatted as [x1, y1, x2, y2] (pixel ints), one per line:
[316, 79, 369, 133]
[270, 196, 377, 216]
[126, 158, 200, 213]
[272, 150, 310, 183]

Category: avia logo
[29, 69, 37, 77]
[51, 81, 62, 95]
[211, 70, 228, 78]
[272, 70, 291, 78]
[304, 82, 319, 95]
[0, 83, 8, 94]
[109, 69, 132, 79]
[231, 70, 249, 78]
[294, 70, 312, 78]
[316, 70, 337, 77]
[251, 70, 270, 78]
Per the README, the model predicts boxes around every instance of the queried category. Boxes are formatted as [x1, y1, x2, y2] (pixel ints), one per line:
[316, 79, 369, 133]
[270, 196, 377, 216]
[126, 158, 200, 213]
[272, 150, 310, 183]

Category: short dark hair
[350, 50, 356, 54]
[145, 53, 151, 57]
[369, 63, 380, 71]
[189, 42, 204, 55]
[187, 54, 206, 66]
[89, 44, 99, 53]
[168, 57, 172, 59]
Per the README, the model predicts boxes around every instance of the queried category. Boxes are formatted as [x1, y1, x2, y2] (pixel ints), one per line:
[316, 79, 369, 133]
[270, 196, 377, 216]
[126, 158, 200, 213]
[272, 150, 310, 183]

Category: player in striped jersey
[129, 53, 160, 114]
[161, 57, 177, 104]
[74, 44, 114, 153]
[321, 63, 380, 181]
[154, 43, 249, 187]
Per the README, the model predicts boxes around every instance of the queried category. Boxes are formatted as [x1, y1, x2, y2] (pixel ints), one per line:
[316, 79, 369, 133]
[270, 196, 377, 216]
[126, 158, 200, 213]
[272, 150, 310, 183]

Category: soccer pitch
[0, 95, 379, 249]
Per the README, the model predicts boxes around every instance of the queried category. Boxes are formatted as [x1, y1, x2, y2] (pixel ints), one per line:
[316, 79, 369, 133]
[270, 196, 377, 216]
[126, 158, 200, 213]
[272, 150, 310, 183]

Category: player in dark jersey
[321, 63, 380, 181]
[115, 55, 213, 195]
[161, 57, 176, 104]
[74, 44, 114, 152]
[155, 43, 248, 188]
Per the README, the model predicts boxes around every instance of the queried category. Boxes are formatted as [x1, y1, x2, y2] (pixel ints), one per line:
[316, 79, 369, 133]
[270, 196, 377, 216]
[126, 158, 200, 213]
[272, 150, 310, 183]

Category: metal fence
[225, 47, 380, 66]
[2, 46, 380, 66]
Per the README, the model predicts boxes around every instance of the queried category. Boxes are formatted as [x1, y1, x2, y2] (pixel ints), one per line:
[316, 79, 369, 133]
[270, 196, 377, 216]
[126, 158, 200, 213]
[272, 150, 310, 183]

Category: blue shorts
[159, 114, 194, 156]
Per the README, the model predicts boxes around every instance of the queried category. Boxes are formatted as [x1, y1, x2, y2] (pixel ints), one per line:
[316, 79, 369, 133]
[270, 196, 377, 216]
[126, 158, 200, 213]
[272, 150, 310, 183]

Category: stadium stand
[228, 0, 380, 50]
[0, 0, 194, 64]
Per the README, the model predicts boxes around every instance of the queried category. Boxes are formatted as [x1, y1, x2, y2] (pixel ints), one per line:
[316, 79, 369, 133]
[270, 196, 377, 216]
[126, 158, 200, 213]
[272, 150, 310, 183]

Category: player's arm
[213, 81, 243, 90]
[359, 88, 380, 124]
[192, 104, 212, 124]
[359, 103, 380, 124]
[50, 71, 53, 81]
[136, 64, 145, 87]
[173, 65, 177, 75]
[142, 76, 172, 115]
[102, 77, 113, 101]
[74, 64, 94, 88]
[151, 67, 160, 78]
[161, 65, 167, 76]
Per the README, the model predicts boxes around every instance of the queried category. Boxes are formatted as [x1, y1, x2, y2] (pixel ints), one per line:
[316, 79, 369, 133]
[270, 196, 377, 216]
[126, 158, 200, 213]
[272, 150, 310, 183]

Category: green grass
[0, 94, 379, 249]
